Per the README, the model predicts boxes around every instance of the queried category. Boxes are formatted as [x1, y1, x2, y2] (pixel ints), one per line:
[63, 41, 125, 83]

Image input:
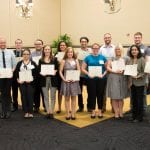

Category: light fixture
[103, 0, 121, 14]
[16, 0, 33, 18]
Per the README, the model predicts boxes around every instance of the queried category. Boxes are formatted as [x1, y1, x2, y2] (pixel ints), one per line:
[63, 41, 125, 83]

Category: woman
[38, 45, 58, 119]
[82, 43, 107, 118]
[106, 45, 129, 119]
[59, 47, 81, 120]
[128, 45, 146, 122]
[15, 49, 38, 118]
[55, 41, 68, 113]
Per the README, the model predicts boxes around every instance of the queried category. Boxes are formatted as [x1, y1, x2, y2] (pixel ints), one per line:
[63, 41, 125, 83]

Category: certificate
[66, 70, 80, 81]
[0, 68, 13, 78]
[88, 66, 102, 77]
[19, 70, 33, 82]
[77, 50, 89, 60]
[124, 64, 138, 76]
[32, 56, 41, 65]
[40, 65, 55, 75]
[144, 62, 150, 73]
[111, 59, 125, 72]
[56, 52, 65, 62]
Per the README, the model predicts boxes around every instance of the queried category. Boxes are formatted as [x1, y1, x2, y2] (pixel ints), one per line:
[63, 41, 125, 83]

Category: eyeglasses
[23, 53, 30, 55]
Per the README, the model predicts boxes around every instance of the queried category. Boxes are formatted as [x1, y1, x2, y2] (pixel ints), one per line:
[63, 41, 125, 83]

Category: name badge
[140, 49, 144, 53]
[99, 60, 104, 64]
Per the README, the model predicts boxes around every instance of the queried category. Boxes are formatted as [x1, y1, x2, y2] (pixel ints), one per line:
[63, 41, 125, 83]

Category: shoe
[28, 114, 33, 118]
[114, 117, 120, 120]
[98, 115, 103, 119]
[34, 108, 39, 113]
[66, 116, 70, 120]
[5, 112, 11, 119]
[49, 114, 54, 119]
[71, 117, 76, 120]
[11, 107, 18, 112]
[77, 108, 83, 112]
[132, 119, 138, 123]
[0, 112, 6, 119]
[56, 110, 61, 114]
[24, 113, 29, 118]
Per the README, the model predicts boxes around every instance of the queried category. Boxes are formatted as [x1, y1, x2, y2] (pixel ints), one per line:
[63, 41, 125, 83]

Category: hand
[26, 81, 31, 83]
[88, 74, 94, 78]
[17, 79, 24, 84]
[131, 76, 137, 79]
[40, 72, 46, 76]
[53, 70, 57, 76]
[98, 74, 103, 78]
[115, 70, 123, 74]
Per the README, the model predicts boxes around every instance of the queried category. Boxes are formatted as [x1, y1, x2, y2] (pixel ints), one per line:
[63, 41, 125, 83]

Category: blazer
[15, 60, 38, 87]
[38, 57, 59, 87]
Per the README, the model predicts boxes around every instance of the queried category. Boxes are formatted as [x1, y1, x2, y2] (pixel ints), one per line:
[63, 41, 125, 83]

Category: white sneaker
[24, 113, 29, 118]
[28, 114, 33, 118]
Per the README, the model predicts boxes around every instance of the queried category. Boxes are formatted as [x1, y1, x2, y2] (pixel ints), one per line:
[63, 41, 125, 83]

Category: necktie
[2, 51, 6, 68]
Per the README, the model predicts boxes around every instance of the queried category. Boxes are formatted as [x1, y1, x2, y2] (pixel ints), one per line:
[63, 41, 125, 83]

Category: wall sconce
[103, 0, 121, 14]
[16, 0, 33, 18]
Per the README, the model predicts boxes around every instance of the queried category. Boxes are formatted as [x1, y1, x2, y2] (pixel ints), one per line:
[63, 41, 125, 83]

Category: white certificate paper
[56, 52, 65, 62]
[88, 66, 102, 77]
[19, 70, 33, 82]
[66, 70, 80, 81]
[124, 64, 138, 76]
[32, 56, 41, 65]
[41, 65, 54, 75]
[0, 68, 13, 78]
[111, 59, 125, 72]
[77, 50, 89, 60]
[144, 62, 150, 73]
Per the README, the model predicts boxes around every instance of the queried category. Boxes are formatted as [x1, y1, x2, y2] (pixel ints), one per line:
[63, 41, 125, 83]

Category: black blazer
[38, 57, 59, 87]
[15, 60, 38, 87]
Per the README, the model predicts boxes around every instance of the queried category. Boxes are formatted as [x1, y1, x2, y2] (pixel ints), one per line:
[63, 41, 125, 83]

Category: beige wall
[61, 0, 150, 45]
[0, 0, 150, 47]
[0, 0, 60, 47]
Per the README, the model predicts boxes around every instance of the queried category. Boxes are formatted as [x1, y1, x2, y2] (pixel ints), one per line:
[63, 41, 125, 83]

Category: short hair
[134, 32, 142, 37]
[34, 39, 44, 45]
[91, 43, 100, 49]
[129, 44, 142, 58]
[80, 37, 89, 43]
[15, 39, 23, 43]
[63, 47, 77, 60]
[104, 33, 111, 37]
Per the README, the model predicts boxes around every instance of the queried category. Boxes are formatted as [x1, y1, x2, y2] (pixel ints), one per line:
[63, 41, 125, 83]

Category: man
[99, 33, 115, 112]
[127, 32, 150, 113]
[0, 37, 16, 119]
[31, 39, 45, 112]
[12, 39, 23, 112]
[77, 37, 91, 112]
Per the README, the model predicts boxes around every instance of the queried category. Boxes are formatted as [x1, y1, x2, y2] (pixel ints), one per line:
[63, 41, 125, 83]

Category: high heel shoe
[66, 116, 70, 120]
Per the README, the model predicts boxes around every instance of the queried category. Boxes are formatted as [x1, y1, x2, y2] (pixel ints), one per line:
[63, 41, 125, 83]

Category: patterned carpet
[0, 109, 150, 150]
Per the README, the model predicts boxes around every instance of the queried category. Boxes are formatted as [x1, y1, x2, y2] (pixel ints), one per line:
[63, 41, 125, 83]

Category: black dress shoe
[34, 108, 39, 113]
[98, 115, 103, 119]
[56, 110, 61, 114]
[66, 116, 70, 120]
[49, 114, 54, 119]
[11, 107, 18, 112]
[0, 113, 6, 119]
[5, 112, 11, 119]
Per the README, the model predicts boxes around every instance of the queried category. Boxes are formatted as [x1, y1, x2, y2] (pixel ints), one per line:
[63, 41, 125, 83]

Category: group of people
[0, 32, 150, 122]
